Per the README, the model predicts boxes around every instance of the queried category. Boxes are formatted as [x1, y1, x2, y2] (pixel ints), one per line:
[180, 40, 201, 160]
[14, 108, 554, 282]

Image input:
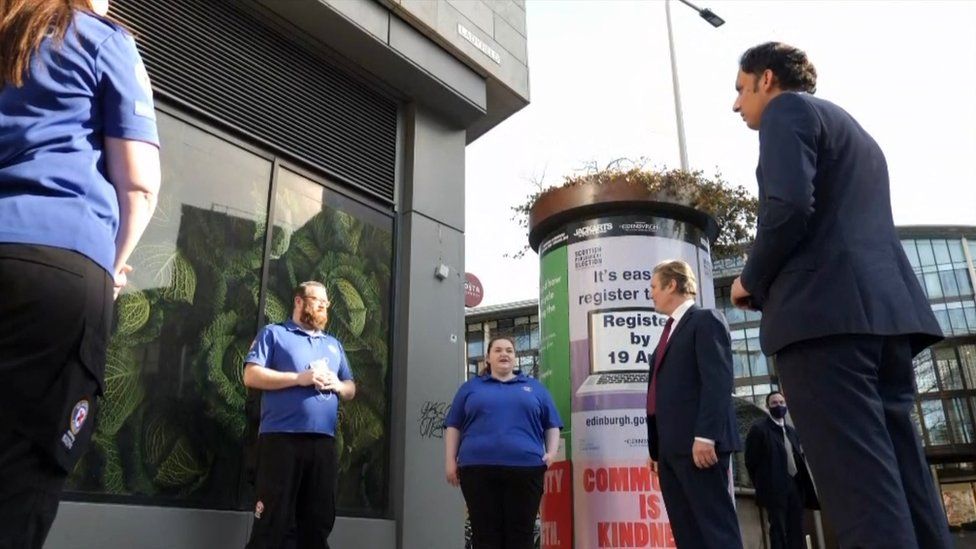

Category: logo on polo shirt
[523, 386, 533, 392]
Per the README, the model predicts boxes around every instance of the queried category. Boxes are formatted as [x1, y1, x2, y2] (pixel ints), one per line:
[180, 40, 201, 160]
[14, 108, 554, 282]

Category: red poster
[541, 460, 573, 549]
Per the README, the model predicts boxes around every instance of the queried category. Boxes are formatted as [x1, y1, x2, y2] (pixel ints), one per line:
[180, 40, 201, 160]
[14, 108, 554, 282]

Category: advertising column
[538, 214, 714, 549]
[539, 235, 572, 549]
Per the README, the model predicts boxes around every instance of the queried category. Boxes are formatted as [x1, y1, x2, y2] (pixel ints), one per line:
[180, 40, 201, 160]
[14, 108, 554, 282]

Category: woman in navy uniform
[445, 336, 563, 549]
[0, 0, 160, 546]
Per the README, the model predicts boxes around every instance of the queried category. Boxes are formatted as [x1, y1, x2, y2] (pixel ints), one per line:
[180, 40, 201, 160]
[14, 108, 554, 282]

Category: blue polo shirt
[0, 11, 159, 276]
[245, 320, 353, 436]
[445, 373, 563, 467]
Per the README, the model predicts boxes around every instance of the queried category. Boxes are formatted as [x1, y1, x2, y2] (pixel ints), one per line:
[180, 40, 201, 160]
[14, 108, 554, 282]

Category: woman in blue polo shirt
[0, 1, 160, 545]
[445, 336, 563, 549]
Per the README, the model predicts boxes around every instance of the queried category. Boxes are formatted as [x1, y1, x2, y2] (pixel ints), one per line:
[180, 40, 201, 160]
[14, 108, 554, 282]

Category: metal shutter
[111, 0, 398, 205]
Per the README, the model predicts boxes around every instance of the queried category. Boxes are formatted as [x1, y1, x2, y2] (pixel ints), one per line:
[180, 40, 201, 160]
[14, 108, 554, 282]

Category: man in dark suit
[730, 42, 951, 548]
[647, 260, 742, 549]
[745, 391, 818, 549]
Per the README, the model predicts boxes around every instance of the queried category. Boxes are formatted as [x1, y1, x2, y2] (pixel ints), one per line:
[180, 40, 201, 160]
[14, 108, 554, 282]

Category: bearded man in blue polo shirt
[243, 281, 356, 549]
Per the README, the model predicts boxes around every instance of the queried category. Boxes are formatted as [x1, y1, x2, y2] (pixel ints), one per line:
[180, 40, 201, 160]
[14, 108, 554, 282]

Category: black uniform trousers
[247, 433, 338, 549]
[0, 244, 111, 549]
[766, 478, 804, 549]
[776, 334, 953, 549]
[459, 465, 546, 549]
[657, 452, 742, 549]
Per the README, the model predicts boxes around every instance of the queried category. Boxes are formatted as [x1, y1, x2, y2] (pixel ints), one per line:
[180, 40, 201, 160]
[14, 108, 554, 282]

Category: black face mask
[769, 405, 788, 419]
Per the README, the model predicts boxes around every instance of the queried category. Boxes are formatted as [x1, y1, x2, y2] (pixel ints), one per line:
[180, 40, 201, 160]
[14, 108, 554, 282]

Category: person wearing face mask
[745, 391, 819, 549]
[444, 336, 562, 549]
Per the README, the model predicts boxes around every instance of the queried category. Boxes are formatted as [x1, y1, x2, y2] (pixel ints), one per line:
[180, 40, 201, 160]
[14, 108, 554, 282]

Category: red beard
[300, 303, 328, 331]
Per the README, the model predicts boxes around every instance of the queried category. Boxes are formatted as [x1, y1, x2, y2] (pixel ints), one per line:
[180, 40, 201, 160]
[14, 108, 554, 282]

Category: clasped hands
[298, 367, 341, 393]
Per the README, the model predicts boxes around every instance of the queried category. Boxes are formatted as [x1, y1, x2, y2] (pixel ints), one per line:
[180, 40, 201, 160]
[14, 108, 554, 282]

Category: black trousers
[246, 433, 338, 549]
[0, 245, 111, 549]
[765, 480, 804, 549]
[777, 334, 953, 549]
[658, 452, 742, 549]
[459, 465, 546, 549]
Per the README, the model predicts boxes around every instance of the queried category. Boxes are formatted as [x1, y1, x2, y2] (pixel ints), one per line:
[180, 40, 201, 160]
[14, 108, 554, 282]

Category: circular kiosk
[530, 177, 718, 549]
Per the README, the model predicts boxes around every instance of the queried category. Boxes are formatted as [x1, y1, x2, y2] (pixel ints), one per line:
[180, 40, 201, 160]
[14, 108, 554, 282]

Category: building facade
[47, 1, 529, 548]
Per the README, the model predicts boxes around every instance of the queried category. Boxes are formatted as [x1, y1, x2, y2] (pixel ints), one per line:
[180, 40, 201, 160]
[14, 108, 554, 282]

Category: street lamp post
[664, 0, 724, 172]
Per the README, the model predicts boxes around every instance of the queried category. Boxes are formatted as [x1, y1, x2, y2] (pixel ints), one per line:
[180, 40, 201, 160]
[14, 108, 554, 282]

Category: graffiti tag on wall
[419, 401, 451, 439]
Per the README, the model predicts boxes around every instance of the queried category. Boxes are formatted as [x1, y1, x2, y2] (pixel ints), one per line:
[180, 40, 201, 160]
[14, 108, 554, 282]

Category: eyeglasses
[303, 295, 330, 307]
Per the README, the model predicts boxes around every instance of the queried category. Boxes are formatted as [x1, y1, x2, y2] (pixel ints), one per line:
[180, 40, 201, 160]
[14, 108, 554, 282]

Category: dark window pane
[915, 351, 939, 393]
[902, 240, 921, 269]
[966, 305, 976, 335]
[949, 239, 967, 263]
[66, 111, 272, 508]
[918, 240, 937, 267]
[948, 306, 969, 336]
[958, 269, 975, 298]
[934, 308, 951, 334]
[941, 270, 961, 298]
[937, 347, 964, 390]
[467, 338, 483, 359]
[961, 345, 976, 389]
[513, 325, 531, 352]
[746, 336, 767, 377]
[921, 399, 949, 445]
[732, 337, 749, 379]
[267, 168, 393, 515]
[946, 398, 975, 444]
[725, 305, 746, 325]
[933, 240, 952, 265]
[924, 272, 944, 299]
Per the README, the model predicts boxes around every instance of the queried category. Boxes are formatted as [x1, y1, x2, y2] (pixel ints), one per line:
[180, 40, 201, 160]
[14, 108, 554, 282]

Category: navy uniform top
[0, 11, 159, 275]
[445, 373, 562, 467]
[245, 320, 353, 436]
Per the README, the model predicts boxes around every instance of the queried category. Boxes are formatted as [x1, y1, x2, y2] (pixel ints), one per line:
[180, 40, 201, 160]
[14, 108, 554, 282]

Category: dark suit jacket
[740, 92, 943, 356]
[744, 416, 819, 510]
[646, 305, 742, 461]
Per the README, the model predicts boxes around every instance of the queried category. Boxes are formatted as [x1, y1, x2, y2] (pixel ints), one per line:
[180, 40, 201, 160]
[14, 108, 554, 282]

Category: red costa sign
[464, 273, 484, 308]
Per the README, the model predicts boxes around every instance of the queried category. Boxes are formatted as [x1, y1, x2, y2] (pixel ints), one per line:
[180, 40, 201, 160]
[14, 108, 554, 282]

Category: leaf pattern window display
[267, 169, 393, 515]
[66, 111, 273, 507]
[64, 112, 394, 515]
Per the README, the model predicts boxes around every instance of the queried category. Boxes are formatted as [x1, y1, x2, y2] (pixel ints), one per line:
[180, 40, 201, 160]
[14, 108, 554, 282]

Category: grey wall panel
[401, 106, 467, 232]
[390, 103, 468, 549]
[47, 503, 395, 549]
[392, 214, 467, 549]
